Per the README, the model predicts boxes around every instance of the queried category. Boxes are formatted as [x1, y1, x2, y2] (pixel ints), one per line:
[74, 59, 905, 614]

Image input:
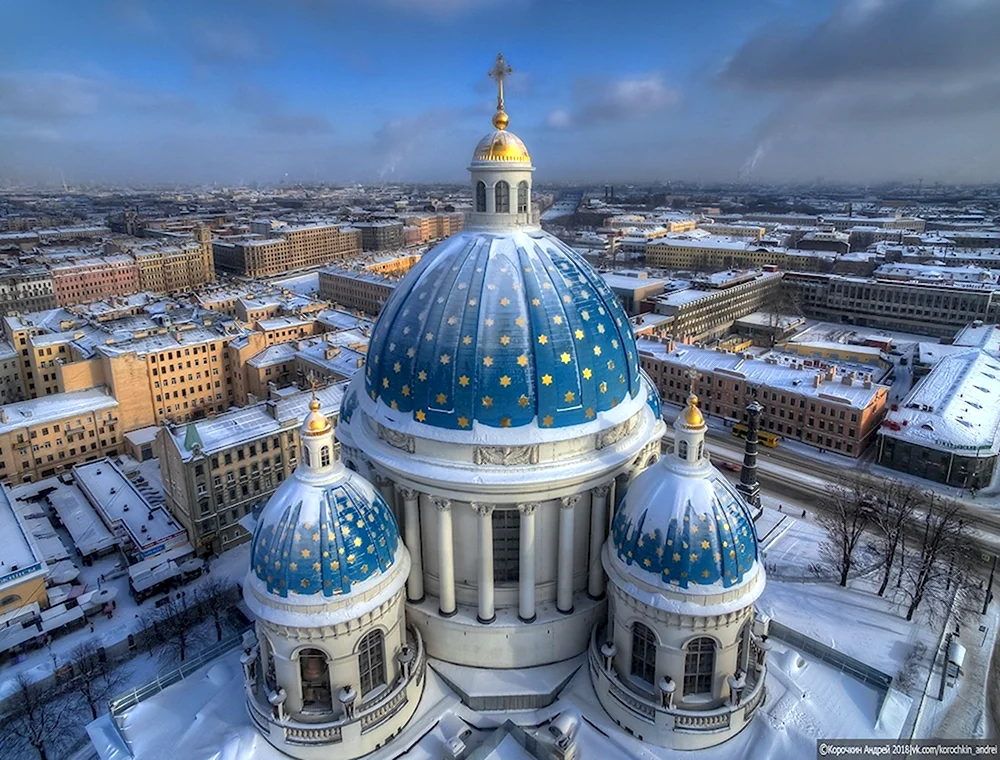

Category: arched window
[299, 648, 332, 711]
[358, 630, 386, 696]
[630, 622, 657, 685]
[677, 440, 688, 459]
[345, 459, 358, 472]
[684, 638, 716, 696]
[517, 181, 529, 213]
[696, 442, 704, 459]
[302, 445, 311, 467]
[476, 181, 487, 212]
[320, 445, 331, 467]
[0, 594, 21, 607]
[495, 181, 510, 213]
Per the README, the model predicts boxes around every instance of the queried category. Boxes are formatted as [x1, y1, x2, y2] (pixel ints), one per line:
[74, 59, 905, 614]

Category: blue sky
[2, 0, 998, 185]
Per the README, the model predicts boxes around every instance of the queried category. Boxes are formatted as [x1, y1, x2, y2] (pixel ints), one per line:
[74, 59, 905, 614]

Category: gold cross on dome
[488, 53, 513, 129]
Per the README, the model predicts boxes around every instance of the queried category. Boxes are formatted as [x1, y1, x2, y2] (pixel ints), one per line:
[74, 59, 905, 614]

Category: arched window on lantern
[517, 181, 529, 213]
[630, 622, 657, 686]
[476, 181, 487, 212]
[358, 630, 387, 697]
[302, 445, 311, 467]
[684, 637, 716, 696]
[320, 445, 331, 467]
[495, 181, 510, 213]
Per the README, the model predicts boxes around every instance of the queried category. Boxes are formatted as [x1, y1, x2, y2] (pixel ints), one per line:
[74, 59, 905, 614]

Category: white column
[376, 475, 397, 523]
[557, 495, 579, 614]
[588, 483, 612, 599]
[431, 496, 456, 617]
[472, 503, 495, 624]
[398, 487, 423, 602]
[517, 502, 538, 623]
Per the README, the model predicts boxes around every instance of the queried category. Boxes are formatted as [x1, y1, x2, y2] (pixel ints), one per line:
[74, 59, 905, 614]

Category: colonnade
[385, 480, 616, 623]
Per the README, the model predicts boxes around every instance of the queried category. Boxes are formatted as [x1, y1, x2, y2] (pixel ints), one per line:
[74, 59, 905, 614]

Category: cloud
[0, 71, 193, 125]
[372, 108, 464, 178]
[0, 72, 102, 120]
[547, 72, 679, 129]
[716, 0, 1000, 181]
[231, 86, 333, 135]
[190, 22, 263, 64]
[719, 0, 1000, 91]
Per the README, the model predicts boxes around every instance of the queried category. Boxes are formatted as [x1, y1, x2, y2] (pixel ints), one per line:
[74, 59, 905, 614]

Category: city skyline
[2, 0, 1000, 186]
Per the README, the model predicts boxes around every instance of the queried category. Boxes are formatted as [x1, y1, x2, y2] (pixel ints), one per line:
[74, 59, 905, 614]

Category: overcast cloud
[1, 0, 999, 185]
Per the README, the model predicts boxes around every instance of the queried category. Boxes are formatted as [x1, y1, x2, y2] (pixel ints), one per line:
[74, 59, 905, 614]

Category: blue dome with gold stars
[364, 229, 641, 430]
[250, 467, 400, 599]
[610, 462, 759, 592]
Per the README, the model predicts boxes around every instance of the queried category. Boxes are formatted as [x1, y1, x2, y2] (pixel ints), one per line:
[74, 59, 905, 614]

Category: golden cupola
[470, 53, 532, 165]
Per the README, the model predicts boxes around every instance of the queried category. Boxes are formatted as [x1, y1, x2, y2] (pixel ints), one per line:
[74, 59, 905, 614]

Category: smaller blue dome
[611, 464, 758, 591]
[251, 473, 399, 598]
[641, 370, 661, 420]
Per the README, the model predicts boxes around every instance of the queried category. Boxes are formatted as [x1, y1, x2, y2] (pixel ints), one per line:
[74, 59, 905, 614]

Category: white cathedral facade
[243, 55, 771, 759]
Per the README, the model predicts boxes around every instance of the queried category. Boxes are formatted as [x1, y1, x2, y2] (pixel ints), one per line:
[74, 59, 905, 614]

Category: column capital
[560, 494, 581, 510]
[592, 482, 613, 498]
[430, 495, 452, 512]
[517, 502, 540, 516]
[397, 486, 419, 501]
[374, 474, 393, 488]
[471, 502, 494, 517]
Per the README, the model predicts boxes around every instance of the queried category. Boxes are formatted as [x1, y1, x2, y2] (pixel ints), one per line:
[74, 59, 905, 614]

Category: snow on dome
[610, 458, 759, 592]
[250, 473, 399, 598]
[363, 229, 642, 431]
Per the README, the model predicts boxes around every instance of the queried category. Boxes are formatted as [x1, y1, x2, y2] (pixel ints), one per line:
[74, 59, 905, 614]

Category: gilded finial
[683, 394, 705, 427]
[488, 53, 513, 130]
[309, 377, 320, 412]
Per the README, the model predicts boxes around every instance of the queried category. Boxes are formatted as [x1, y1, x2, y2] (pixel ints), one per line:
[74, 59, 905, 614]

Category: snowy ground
[92, 636, 909, 760]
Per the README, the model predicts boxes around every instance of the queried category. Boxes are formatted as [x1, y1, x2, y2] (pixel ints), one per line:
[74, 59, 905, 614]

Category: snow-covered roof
[0, 388, 118, 435]
[0, 486, 46, 590]
[295, 340, 366, 379]
[73, 459, 187, 557]
[167, 382, 349, 459]
[246, 343, 297, 368]
[880, 347, 1000, 456]
[638, 340, 886, 409]
[953, 323, 1000, 353]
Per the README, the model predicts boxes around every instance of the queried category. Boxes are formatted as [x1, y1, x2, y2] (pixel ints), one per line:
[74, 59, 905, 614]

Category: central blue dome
[365, 229, 641, 430]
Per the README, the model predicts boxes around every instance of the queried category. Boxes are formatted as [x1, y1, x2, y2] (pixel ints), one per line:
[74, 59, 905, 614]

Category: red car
[721, 461, 741, 472]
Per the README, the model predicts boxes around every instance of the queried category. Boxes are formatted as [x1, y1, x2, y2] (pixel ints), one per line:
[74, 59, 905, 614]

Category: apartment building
[49, 255, 142, 307]
[118, 229, 215, 293]
[639, 339, 888, 457]
[157, 383, 347, 553]
[354, 220, 405, 251]
[649, 269, 784, 342]
[646, 236, 787, 270]
[99, 327, 237, 429]
[0, 342, 22, 403]
[402, 213, 464, 243]
[783, 271, 1000, 338]
[318, 267, 398, 314]
[0, 267, 57, 315]
[212, 223, 362, 277]
[0, 387, 121, 483]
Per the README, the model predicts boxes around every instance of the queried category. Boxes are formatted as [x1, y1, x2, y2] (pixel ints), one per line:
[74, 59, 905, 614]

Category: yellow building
[0, 387, 120, 483]
[0, 486, 48, 614]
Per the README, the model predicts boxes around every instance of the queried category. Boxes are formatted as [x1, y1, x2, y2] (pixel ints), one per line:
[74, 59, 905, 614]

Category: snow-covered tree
[818, 474, 874, 587]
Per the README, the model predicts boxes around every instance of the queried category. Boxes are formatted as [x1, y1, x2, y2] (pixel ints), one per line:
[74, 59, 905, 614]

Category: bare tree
[67, 640, 131, 720]
[818, 475, 874, 587]
[139, 590, 200, 663]
[901, 496, 972, 622]
[0, 673, 67, 760]
[759, 278, 801, 347]
[195, 578, 239, 643]
[868, 479, 922, 597]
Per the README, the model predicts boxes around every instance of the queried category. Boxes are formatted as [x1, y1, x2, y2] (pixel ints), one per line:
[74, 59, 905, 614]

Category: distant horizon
[3, 0, 999, 186]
